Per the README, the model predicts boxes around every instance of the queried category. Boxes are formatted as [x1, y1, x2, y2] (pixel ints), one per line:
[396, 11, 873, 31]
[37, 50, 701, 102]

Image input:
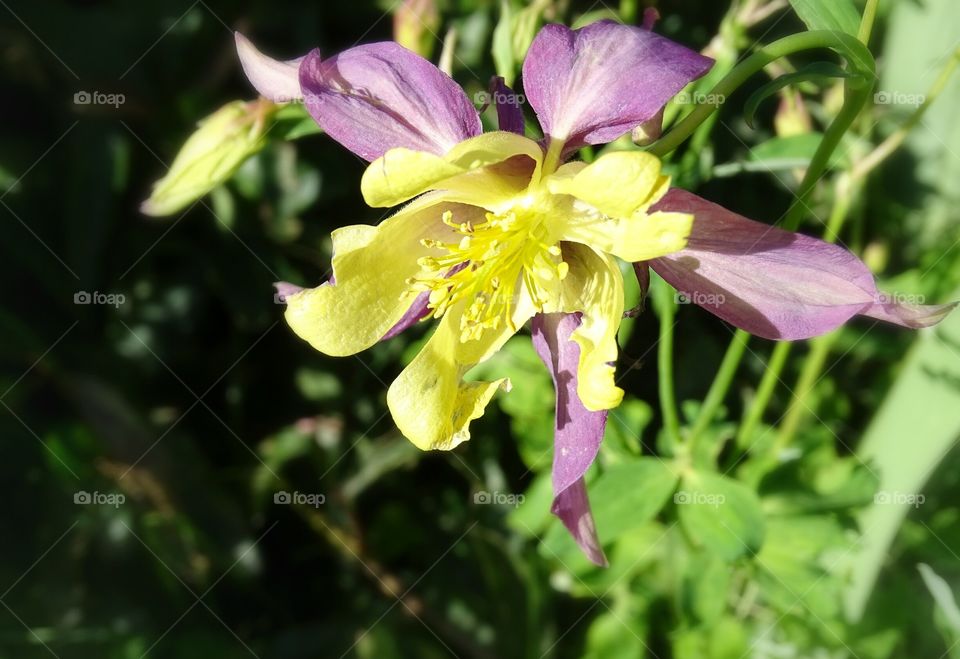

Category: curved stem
[648, 30, 874, 158]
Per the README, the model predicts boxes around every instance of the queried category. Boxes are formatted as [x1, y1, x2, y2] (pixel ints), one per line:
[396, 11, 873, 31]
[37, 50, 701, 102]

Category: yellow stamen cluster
[410, 208, 568, 342]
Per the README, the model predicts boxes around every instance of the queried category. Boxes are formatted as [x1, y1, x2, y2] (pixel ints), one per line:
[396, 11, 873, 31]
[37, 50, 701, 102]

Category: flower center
[411, 200, 568, 342]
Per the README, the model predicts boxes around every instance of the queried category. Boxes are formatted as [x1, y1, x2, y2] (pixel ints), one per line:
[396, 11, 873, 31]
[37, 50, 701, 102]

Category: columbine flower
[237, 21, 954, 565]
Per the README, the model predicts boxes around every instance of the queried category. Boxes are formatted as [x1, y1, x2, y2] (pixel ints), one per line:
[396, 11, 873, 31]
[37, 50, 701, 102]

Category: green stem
[655, 280, 683, 450]
[823, 175, 854, 242]
[541, 138, 564, 179]
[688, 330, 750, 446]
[771, 332, 838, 453]
[648, 30, 874, 158]
[858, 0, 880, 45]
[781, 82, 871, 231]
[736, 340, 792, 449]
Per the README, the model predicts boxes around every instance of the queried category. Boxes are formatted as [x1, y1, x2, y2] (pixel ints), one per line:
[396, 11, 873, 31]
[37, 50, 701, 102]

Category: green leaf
[709, 617, 749, 659]
[604, 398, 653, 459]
[507, 472, 555, 537]
[491, 0, 549, 86]
[252, 427, 314, 502]
[591, 458, 679, 542]
[583, 594, 649, 659]
[750, 133, 824, 162]
[757, 515, 848, 620]
[676, 470, 765, 561]
[744, 62, 861, 128]
[492, 1, 516, 85]
[271, 103, 324, 141]
[393, 0, 440, 59]
[275, 115, 324, 141]
[672, 616, 748, 659]
[681, 552, 731, 624]
[789, 0, 861, 36]
[712, 133, 854, 179]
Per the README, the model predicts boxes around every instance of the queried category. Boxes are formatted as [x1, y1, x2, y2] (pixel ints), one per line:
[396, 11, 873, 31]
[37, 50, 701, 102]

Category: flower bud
[394, 0, 440, 59]
[632, 108, 665, 146]
[141, 99, 275, 217]
[774, 88, 812, 138]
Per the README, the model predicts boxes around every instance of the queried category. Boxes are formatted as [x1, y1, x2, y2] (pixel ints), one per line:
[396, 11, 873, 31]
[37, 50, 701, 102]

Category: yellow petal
[387, 303, 517, 450]
[547, 160, 587, 181]
[560, 244, 626, 411]
[284, 193, 473, 356]
[361, 131, 543, 208]
[547, 150, 669, 218]
[556, 210, 693, 263]
[441, 156, 539, 211]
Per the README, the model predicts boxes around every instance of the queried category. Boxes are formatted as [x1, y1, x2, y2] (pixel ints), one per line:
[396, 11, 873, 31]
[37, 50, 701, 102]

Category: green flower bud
[141, 99, 276, 217]
[393, 0, 440, 60]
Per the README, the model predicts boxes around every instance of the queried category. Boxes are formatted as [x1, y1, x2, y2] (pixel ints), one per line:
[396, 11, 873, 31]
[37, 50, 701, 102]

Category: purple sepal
[522, 21, 712, 151]
[382, 291, 431, 341]
[299, 43, 481, 161]
[862, 297, 957, 329]
[649, 190, 955, 339]
[532, 312, 609, 567]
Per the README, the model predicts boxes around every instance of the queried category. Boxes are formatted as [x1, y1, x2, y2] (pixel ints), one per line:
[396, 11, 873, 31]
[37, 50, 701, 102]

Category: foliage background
[2, 0, 960, 657]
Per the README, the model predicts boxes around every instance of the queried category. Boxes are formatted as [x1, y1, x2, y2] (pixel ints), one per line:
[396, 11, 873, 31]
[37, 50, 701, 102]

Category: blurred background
[2, 0, 960, 657]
